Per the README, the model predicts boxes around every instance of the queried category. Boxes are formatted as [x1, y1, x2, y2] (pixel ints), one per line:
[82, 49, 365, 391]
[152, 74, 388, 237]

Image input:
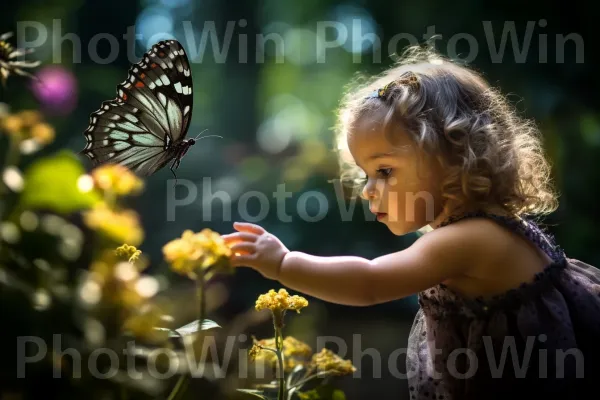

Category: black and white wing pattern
[81, 39, 195, 177]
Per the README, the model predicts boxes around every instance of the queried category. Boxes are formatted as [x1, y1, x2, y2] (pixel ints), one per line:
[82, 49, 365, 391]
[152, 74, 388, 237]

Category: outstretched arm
[222, 222, 476, 306]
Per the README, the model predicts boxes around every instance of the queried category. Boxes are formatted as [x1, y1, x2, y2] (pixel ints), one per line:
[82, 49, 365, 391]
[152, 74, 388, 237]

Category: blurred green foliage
[19, 150, 101, 213]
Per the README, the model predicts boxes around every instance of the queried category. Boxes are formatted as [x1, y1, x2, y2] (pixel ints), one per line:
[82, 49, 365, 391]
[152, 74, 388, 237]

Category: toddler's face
[348, 112, 443, 235]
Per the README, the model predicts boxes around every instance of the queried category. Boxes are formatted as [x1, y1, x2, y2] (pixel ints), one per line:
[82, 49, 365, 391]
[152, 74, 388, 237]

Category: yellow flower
[255, 289, 308, 314]
[91, 164, 144, 196]
[30, 122, 55, 145]
[115, 244, 142, 263]
[256, 289, 308, 328]
[162, 228, 232, 278]
[84, 249, 159, 313]
[162, 230, 198, 275]
[83, 203, 144, 246]
[0, 109, 54, 146]
[195, 228, 232, 266]
[86, 251, 143, 309]
[122, 304, 169, 344]
[248, 342, 262, 361]
[250, 336, 313, 372]
[282, 336, 313, 359]
[16, 110, 42, 126]
[1, 114, 23, 136]
[311, 348, 356, 376]
[252, 345, 278, 368]
[105, 275, 143, 309]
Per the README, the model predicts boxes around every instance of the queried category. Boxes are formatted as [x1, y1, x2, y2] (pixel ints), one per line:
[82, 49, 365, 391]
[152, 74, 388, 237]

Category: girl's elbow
[361, 288, 412, 306]
[359, 268, 385, 306]
[354, 292, 378, 307]
[361, 267, 412, 305]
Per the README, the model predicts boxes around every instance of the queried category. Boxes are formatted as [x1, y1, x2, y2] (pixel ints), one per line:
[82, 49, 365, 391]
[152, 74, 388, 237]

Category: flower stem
[0, 134, 20, 219]
[165, 262, 205, 400]
[163, 330, 187, 400]
[166, 375, 186, 400]
[196, 264, 205, 344]
[274, 325, 286, 400]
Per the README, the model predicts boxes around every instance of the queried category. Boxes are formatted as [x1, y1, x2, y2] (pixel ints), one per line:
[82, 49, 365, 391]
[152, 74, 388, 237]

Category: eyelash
[376, 168, 393, 178]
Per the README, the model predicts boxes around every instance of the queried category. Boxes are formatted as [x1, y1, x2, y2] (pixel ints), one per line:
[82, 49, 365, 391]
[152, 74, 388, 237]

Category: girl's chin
[385, 223, 411, 236]
[385, 221, 428, 236]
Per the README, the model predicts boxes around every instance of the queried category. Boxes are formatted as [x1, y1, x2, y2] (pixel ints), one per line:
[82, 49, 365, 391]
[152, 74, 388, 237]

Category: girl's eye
[376, 168, 393, 178]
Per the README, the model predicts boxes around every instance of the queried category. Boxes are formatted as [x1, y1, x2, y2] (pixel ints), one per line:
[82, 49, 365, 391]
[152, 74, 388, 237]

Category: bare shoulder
[364, 216, 537, 302]
[410, 217, 518, 275]
[413, 216, 549, 296]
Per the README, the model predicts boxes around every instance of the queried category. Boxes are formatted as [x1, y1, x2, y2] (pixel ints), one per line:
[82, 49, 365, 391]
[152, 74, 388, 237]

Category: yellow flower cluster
[255, 289, 308, 314]
[122, 304, 169, 344]
[162, 229, 232, 278]
[83, 203, 144, 246]
[282, 336, 313, 359]
[249, 336, 313, 372]
[82, 164, 145, 258]
[248, 342, 262, 360]
[311, 348, 356, 376]
[0, 109, 55, 145]
[83, 247, 163, 333]
[115, 244, 142, 263]
[91, 164, 144, 196]
[87, 250, 143, 309]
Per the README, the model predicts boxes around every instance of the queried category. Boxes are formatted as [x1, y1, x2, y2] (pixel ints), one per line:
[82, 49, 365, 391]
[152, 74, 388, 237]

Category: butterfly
[81, 39, 220, 179]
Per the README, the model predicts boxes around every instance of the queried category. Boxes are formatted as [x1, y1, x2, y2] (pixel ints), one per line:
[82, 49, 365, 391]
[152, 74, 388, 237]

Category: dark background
[1, 0, 598, 398]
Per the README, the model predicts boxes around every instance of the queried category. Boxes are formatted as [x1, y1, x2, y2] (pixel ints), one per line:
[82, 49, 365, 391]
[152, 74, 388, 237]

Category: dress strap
[437, 210, 565, 263]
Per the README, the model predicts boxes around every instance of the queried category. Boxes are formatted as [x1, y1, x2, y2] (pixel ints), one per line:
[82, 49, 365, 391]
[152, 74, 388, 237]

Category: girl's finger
[230, 248, 253, 256]
[233, 222, 265, 235]
[221, 232, 258, 243]
[230, 253, 257, 267]
[230, 242, 256, 254]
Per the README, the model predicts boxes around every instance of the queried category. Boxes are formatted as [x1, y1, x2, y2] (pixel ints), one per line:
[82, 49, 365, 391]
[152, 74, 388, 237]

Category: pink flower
[31, 66, 78, 115]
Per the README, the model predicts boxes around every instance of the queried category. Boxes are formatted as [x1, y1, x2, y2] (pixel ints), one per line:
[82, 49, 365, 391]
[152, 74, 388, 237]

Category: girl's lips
[376, 213, 387, 220]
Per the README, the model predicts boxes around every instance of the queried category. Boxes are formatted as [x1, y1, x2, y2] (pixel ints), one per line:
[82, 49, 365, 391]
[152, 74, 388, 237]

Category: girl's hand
[222, 222, 290, 280]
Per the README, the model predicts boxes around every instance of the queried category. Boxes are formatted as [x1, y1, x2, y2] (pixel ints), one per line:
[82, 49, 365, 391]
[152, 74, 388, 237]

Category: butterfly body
[81, 40, 195, 178]
[168, 137, 195, 176]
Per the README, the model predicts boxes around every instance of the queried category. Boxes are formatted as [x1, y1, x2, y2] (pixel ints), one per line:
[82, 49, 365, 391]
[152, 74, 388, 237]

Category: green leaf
[235, 389, 268, 399]
[19, 150, 101, 213]
[154, 319, 221, 338]
[331, 390, 345, 400]
[580, 114, 600, 146]
[297, 385, 346, 400]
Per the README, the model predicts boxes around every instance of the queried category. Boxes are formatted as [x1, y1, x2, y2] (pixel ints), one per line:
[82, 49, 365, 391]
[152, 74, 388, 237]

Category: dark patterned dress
[406, 212, 600, 399]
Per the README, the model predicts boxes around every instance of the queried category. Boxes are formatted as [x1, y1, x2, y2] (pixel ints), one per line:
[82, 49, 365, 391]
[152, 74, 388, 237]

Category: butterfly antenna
[193, 129, 223, 140]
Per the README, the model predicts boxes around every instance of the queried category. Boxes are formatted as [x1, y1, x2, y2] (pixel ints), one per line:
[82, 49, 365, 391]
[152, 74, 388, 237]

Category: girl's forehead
[348, 130, 411, 169]
[348, 114, 413, 152]
[348, 123, 387, 148]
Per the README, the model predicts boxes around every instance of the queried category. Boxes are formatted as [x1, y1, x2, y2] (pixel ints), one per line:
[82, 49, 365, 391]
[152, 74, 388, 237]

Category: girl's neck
[426, 204, 518, 231]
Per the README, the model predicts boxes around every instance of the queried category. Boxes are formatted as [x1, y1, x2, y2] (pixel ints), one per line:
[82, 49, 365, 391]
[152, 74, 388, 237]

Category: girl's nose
[361, 179, 379, 200]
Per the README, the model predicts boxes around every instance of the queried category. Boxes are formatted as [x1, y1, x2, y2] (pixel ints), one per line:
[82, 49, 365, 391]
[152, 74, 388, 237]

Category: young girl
[222, 46, 600, 399]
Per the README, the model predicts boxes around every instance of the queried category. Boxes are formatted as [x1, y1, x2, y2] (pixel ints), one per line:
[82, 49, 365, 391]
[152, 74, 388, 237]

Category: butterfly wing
[81, 39, 194, 176]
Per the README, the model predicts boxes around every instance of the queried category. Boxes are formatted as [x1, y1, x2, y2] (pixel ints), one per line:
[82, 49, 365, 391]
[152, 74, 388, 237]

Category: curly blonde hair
[334, 44, 558, 217]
